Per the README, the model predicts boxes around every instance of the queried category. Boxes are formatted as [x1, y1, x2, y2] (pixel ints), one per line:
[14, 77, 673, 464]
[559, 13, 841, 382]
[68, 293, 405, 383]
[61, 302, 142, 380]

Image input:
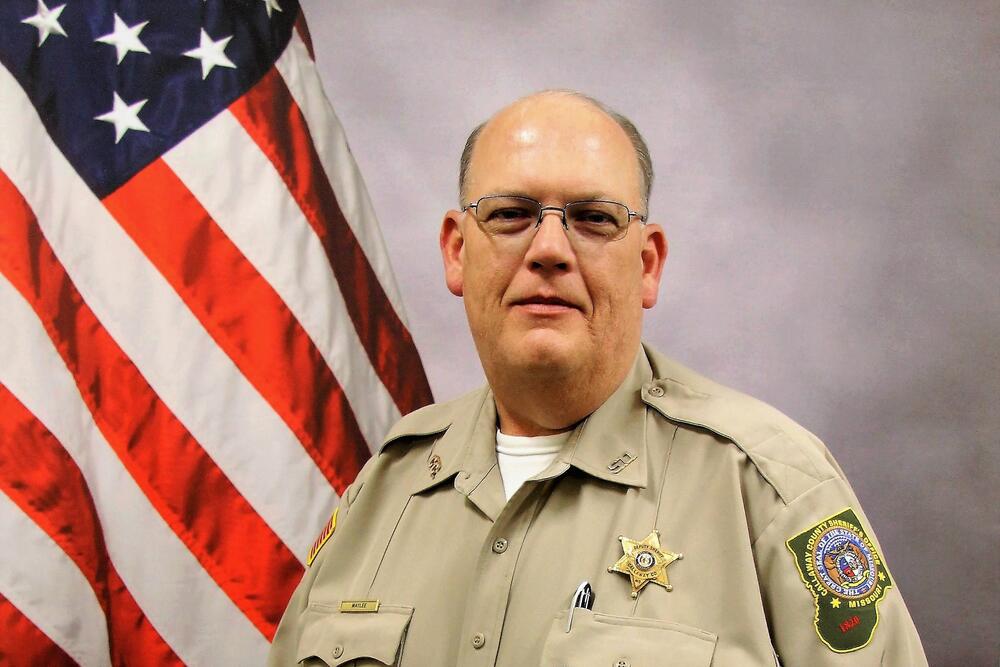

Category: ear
[440, 210, 466, 297]
[639, 223, 668, 309]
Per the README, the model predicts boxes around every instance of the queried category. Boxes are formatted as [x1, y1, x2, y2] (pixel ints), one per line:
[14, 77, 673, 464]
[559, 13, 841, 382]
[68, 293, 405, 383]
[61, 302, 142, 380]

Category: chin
[505, 329, 584, 374]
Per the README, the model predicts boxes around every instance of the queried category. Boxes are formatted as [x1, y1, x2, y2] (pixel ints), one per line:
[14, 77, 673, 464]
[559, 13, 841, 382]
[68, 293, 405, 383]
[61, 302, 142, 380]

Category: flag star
[95, 92, 150, 144]
[261, 0, 283, 18]
[21, 0, 67, 46]
[95, 14, 150, 64]
[183, 29, 237, 80]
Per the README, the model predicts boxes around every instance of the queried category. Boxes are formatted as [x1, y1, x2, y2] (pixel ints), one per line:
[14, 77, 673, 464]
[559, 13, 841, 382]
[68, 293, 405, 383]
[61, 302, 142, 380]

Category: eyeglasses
[462, 195, 646, 244]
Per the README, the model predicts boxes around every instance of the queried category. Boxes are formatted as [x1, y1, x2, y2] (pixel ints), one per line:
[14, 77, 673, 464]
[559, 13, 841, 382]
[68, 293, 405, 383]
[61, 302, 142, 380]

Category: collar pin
[428, 454, 442, 478]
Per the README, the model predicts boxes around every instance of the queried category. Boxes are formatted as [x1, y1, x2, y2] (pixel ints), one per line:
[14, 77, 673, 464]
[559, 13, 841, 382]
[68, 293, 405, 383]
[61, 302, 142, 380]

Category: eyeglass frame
[461, 194, 647, 243]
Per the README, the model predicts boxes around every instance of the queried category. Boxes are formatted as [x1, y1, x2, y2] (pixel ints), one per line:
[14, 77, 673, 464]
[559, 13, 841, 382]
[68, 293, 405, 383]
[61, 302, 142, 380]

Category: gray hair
[458, 90, 654, 211]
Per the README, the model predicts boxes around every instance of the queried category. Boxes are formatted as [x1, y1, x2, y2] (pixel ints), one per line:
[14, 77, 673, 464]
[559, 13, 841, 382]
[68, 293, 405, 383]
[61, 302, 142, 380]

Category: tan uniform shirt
[269, 344, 926, 666]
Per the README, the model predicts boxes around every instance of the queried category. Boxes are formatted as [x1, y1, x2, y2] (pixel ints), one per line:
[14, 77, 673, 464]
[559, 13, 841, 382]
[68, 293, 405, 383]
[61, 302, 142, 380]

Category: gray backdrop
[301, 2, 998, 664]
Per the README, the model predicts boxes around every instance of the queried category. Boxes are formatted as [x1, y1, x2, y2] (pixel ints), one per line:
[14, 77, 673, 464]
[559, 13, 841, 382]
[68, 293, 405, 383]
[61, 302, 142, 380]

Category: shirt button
[648, 385, 664, 397]
[492, 538, 509, 554]
[471, 632, 486, 649]
[615, 660, 630, 667]
[332, 644, 343, 659]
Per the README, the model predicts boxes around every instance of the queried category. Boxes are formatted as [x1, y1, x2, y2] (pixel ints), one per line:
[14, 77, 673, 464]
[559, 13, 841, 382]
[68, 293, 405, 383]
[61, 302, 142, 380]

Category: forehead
[467, 96, 642, 205]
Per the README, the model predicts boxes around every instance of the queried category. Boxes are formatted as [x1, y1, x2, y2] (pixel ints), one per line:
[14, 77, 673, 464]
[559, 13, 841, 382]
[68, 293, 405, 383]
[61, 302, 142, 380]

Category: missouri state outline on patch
[786, 507, 894, 652]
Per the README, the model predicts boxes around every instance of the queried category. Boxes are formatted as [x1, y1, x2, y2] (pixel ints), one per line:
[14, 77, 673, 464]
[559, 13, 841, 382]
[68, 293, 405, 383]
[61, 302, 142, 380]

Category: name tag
[339, 600, 380, 613]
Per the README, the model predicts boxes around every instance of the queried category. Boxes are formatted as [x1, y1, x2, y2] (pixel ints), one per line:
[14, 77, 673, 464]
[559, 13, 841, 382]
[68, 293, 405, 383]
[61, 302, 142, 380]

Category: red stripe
[0, 594, 76, 667]
[102, 159, 370, 493]
[0, 169, 301, 639]
[229, 67, 434, 417]
[294, 10, 315, 60]
[0, 385, 182, 666]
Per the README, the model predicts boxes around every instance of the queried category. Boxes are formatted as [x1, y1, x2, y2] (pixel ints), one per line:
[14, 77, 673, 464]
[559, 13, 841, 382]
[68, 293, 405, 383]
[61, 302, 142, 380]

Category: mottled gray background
[301, 2, 998, 663]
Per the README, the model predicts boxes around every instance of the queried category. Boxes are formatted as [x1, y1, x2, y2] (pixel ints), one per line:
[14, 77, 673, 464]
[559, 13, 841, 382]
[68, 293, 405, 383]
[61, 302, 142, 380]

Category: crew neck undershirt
[495, 429, 572, 500]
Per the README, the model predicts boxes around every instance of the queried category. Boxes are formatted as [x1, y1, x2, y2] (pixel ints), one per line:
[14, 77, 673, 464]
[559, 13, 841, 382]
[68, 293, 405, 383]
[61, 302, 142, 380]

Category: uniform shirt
[495, 429, 569, 500]
[269, 343, 926, 666]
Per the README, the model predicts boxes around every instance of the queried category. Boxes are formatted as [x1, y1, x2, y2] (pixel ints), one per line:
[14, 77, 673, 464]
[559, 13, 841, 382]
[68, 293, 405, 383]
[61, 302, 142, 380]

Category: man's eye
[574, 210, 616, 225]
[488, 208, 533, 221]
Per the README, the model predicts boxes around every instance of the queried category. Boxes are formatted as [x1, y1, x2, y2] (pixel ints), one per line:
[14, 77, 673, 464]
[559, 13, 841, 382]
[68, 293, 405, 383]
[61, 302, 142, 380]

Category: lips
[510, 295, 579, 310]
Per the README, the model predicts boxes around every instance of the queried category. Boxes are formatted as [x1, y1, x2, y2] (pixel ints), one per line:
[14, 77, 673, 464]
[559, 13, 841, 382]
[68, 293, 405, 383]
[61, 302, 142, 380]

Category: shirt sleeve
[266, 464, 369, 666]
[753, 476, 927, 666]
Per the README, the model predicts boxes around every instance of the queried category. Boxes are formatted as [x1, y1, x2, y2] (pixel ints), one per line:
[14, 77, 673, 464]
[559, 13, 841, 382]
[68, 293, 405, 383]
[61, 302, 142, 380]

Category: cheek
[470, 265, 506, 298]
[463, 256, 515, 314]
[586, 263, 644, 324]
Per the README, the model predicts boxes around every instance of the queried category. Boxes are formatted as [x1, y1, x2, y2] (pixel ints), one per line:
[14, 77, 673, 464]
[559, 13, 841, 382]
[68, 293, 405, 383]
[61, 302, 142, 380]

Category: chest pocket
[541, 609, 717, 667]
[295, 603, 414, 666]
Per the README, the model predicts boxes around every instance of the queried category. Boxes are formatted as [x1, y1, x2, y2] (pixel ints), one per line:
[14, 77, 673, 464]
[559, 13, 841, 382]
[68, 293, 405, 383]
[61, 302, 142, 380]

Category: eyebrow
[481, 191, 614, 202]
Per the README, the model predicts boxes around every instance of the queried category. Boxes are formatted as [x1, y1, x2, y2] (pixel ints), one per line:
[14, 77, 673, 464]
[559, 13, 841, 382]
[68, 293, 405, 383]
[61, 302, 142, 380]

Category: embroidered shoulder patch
[306, 507, 339, 567]
[786, 507, 893, 652]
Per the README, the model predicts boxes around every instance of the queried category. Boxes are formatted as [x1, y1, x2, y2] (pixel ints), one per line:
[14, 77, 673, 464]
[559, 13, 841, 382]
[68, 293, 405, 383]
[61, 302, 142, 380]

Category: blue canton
[0, 0, 298, 198]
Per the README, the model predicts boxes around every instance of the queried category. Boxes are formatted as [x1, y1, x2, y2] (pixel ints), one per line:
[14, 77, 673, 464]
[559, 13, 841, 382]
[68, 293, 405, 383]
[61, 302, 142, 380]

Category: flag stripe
[0, 594, 76, 667]
[163, 108, 401, 455]
[293, 11, 315, 61]
[103, 158, 370, 495]
[0, 491, 110, 667]
[0, 275, 267, 665]
[275, 32, 408, 324]
[0, 65, 333, 566]
[0, 385, 183, 666]
[230, 67, 434, 417]
[0, 170, 300, 639]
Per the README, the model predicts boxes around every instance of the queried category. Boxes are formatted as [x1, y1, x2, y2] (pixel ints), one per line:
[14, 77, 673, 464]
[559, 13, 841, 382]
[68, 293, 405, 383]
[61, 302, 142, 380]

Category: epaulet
[641, 343, 837, 504]
[379, 385, 488, 452]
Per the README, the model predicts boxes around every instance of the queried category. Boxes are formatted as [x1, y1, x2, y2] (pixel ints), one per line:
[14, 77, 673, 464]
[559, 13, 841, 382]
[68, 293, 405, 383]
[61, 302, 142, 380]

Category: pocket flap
[542, 609, 717, 667]
[296, 603, 414, 666]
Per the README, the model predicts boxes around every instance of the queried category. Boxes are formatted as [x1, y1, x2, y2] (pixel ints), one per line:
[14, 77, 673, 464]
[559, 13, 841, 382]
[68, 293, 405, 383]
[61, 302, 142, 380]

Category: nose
[523, 209, 575, 271]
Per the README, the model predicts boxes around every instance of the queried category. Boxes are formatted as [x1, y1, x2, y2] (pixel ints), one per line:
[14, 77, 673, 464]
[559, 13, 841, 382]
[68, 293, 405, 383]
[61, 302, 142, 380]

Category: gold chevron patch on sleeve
[306, 506, 339, 567]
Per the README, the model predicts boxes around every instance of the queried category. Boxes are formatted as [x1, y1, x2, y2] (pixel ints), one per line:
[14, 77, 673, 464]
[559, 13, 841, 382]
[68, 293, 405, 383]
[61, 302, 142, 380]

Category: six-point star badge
[608, 530, 682, 598]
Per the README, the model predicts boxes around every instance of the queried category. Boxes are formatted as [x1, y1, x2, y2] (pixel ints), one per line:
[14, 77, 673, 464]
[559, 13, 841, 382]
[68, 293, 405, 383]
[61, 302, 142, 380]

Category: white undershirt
[495, 429, 572, 500]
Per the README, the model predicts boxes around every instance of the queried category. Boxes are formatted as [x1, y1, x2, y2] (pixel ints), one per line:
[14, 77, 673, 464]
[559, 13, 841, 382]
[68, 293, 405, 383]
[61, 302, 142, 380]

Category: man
[269, 91, 926, 665]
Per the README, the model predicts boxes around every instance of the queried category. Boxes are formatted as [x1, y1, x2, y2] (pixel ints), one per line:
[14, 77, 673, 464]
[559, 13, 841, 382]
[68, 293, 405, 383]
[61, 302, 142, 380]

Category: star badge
[608, 530, 682, 598]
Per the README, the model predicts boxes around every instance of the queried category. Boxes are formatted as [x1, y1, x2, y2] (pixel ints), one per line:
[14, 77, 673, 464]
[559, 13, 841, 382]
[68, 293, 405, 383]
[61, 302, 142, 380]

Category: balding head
[459, 90, 654, 211]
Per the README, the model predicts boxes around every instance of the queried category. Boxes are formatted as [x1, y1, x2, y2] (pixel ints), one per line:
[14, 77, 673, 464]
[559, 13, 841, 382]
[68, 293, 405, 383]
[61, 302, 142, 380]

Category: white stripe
[275, 31, 411, 326]
[0, 277, 268, 666]
[0, 491, 112, 667]
[0, 66, 337, 562]
[163, 110, 401, 455]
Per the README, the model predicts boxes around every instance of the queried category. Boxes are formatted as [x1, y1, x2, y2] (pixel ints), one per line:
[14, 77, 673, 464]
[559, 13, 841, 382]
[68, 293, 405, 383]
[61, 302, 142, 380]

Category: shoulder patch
[306, 507, 338, 567]
[785, 507, 893, 652]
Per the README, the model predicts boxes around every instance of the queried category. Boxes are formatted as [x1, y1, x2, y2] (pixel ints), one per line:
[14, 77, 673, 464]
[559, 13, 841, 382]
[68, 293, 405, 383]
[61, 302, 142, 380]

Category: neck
[489, 351, 635, 436]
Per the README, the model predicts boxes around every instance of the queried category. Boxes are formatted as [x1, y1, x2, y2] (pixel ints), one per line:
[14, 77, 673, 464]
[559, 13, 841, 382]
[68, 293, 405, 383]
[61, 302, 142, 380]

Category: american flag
[0, 1, 432, 664]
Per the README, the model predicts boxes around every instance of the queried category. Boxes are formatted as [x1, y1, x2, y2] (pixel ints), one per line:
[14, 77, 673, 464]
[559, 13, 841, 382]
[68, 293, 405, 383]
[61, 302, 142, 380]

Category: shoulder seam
[643, 378, 835, 504]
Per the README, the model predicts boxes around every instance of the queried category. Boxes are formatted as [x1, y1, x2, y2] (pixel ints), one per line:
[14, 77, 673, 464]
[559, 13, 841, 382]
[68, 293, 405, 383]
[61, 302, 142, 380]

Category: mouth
[510, 295, 580, 314]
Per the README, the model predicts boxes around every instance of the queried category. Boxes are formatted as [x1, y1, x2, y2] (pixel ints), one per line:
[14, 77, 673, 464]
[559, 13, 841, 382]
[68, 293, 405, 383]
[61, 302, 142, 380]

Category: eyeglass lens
[473, 196, 631, 242]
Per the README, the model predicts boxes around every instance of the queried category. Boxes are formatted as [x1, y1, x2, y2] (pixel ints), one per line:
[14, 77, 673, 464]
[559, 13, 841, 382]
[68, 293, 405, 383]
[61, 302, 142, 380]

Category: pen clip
[566, 581, 593, 633]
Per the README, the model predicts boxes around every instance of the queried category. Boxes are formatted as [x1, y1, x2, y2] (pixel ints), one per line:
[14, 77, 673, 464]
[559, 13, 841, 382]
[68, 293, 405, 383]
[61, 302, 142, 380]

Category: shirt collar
[401, 385, 496, 497]
[547, 347, 651, 488]
[394, 347, 654, 496]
